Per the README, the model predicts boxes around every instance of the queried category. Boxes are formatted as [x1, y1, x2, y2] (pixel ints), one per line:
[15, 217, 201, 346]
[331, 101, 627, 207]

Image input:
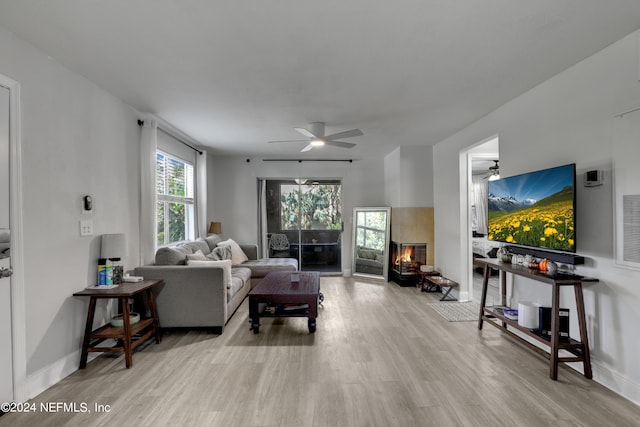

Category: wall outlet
[80, 220, 93, 236]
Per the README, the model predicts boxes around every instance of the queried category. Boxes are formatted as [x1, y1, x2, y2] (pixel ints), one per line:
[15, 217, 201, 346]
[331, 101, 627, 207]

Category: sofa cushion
[204, 234, 223, 251]
[217, 238, 249, 265]
[186, 250, 208, 261]
[183, 240, 210, 255]
[241, 258, 298, 278]
[227, 277, 245, 300]
[228, 267, 251, 300]
[207, 245, 232, 261]
[186, 259, 232, 287]
[231, 266, 252, 284]
[156, 245, 192, 265]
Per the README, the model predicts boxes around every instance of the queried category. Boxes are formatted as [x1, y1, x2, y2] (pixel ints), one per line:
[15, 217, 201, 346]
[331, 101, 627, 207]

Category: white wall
[433, 30, 640, 402]
[384, 146, 434, 207]
[209, 156, 386, 274]
[0, 26, 141, 396]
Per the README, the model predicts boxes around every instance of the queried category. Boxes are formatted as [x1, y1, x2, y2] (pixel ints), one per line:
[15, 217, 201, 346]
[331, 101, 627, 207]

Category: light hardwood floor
[2, 276, 640, 426]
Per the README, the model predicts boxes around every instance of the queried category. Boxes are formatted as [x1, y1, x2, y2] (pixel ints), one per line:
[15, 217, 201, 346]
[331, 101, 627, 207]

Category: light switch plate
[80, 220, 93, 236]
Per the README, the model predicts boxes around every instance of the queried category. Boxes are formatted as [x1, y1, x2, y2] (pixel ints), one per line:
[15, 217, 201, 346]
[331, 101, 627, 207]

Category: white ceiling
[2, 1, 640, 159]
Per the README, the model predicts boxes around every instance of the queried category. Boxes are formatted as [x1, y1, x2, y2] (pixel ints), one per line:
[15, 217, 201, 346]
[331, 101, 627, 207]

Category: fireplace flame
[395, 247, 413, 265]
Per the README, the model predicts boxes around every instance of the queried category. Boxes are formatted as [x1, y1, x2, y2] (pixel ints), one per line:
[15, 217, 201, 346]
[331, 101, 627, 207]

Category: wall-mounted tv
[487, 163, 576, 252]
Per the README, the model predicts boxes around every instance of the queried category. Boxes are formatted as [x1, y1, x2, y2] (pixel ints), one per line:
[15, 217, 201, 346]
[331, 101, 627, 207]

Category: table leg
[574, 283, 593, 379]
[500, 271, 508, 328]
[122, 297, 133, 368]
[549, 284, 560, 380]
[79, 297, 97, 369]
[478, 264, 490, 330]
[249, 298, 260, 334]
[440, 286, 456, 301]
[147, 289, 161, 344]
[308, 317, 316, 333]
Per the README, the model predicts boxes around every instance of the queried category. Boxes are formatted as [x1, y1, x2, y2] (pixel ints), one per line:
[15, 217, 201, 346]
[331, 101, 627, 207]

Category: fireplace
[390, 242, 427, 286]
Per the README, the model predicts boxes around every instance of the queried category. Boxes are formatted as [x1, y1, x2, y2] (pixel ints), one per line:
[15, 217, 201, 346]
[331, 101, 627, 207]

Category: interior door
[0, 84, 13, 404]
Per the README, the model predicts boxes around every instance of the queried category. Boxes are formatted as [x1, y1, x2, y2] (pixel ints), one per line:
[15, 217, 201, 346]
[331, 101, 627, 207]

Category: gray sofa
[135, 234, 298, 333]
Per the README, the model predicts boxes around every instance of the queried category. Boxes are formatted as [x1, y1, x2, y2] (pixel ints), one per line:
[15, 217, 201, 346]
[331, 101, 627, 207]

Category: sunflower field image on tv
[487, 164, 576, 252]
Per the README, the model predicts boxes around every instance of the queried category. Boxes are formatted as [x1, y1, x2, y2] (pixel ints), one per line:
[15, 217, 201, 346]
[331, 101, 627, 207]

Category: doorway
[261, 179, 343, 274]
[0, 75, 25, 405]
[461, 136, 500, 303]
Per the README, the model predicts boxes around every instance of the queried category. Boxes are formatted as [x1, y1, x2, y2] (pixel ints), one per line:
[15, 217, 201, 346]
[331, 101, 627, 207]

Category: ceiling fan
[486, 160, 500, 181]
[268, 122, 363, 152]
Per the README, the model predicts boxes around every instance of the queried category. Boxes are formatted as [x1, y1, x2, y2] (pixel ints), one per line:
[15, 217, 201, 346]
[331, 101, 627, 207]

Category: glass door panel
[264, 179, 342, 273]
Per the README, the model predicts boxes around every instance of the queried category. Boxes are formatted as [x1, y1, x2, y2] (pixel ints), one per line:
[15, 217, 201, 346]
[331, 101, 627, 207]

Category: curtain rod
[137, 119, 203, 155]
[262, 159, 354, 163]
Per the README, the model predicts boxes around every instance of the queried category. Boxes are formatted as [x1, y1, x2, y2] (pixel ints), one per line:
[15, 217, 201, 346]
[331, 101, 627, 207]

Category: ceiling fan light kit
[268, 122, 363, 152]
[488, 160, 500, 181]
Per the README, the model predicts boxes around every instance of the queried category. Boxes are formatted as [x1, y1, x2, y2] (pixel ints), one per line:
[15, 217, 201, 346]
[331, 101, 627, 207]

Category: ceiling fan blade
[325, 140, 356, 149]
[294, 127, 318, 138]
[300, 144, 314, 152]
[324, 129, 363, 140]
[268, 139, 308, 144]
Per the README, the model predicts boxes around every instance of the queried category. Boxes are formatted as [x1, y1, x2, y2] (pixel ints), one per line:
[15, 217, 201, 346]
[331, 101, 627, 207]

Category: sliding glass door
[262, 179, 342, 273]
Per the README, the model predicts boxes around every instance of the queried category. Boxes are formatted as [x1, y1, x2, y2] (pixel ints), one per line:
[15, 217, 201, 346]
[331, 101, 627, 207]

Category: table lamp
[208, 222, 222, 235]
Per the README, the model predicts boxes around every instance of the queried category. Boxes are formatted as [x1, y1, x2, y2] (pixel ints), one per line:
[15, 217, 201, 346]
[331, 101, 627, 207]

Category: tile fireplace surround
[390, 207, 435, 267]
[391, 208, 435, 278]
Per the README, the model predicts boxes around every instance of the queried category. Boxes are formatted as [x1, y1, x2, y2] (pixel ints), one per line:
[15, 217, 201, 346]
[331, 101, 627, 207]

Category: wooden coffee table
[249, 271, 320, 334]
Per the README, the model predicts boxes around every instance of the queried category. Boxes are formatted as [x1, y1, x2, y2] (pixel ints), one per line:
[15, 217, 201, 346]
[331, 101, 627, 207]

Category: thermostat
[584, 170, 603, 187]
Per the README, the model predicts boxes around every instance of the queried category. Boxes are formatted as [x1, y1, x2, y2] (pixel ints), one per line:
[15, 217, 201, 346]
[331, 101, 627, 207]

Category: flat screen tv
[487, 163, 576, 252]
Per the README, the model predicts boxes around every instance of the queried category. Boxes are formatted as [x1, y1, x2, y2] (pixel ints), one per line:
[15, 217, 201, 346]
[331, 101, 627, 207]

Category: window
[156, 151, 194, 246]
[280, 182, 342, 230]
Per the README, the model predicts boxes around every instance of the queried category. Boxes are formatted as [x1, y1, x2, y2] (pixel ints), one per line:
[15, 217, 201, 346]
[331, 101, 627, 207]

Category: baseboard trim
[591, 360, 640, 406]
[26, 346, 108, 400]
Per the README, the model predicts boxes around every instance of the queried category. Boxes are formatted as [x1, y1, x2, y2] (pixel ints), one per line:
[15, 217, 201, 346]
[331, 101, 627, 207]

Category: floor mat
[429, 301, 480, 322]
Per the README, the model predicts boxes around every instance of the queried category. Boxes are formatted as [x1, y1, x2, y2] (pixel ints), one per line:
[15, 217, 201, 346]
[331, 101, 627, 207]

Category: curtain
[195, 150, 207, 238]
[257, 179, 269, 258]
[139, 119, 158, 265]
[472, 176, 488, 235]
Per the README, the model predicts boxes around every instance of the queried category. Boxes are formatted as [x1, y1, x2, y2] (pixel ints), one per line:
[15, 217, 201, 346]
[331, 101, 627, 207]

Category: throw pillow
[204, 234, 223, 252]
[216, 238, 249, 265]
[155, 246, 192, 265]
[207, 245, 232, 261]
[185, 249, 208, 262]
[186, 259, 232, 288]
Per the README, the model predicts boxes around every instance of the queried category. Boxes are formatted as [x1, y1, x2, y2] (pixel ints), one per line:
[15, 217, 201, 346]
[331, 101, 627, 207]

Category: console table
[475, 258, 598, 380]
[73, 280, 163, 369]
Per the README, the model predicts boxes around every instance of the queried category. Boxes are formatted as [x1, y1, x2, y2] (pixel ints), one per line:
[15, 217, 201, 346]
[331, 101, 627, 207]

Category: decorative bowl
[111, 312, 140, 327]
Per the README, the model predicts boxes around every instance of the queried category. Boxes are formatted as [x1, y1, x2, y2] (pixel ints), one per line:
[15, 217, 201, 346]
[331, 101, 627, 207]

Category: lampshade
[101, 233, 127, 260]
[208, 222, 222, 234]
